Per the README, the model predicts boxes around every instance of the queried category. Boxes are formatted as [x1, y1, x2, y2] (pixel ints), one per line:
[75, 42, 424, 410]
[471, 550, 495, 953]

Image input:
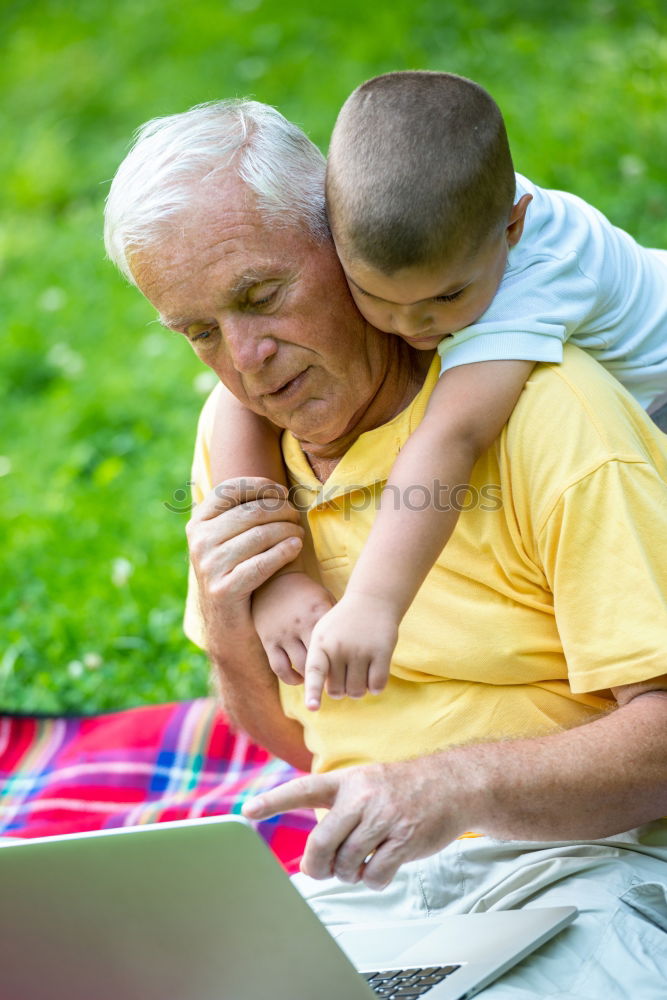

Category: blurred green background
[2, 0, 666, 714]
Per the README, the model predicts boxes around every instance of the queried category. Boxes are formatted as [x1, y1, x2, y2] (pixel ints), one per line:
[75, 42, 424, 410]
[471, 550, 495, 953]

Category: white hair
[104, 99, 328, 284]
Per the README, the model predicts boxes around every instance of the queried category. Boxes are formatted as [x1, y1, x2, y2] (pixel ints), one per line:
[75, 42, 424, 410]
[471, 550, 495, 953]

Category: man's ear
[506, 193, 532, 248]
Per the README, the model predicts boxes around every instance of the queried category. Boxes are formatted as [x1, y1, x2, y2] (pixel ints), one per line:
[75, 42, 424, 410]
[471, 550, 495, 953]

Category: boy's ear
[506, 194, 532, 248]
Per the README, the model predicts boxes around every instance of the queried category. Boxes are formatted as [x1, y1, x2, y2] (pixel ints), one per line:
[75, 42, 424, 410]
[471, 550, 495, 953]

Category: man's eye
[248, 285, 280, 309]
[189, 327, 216, 343]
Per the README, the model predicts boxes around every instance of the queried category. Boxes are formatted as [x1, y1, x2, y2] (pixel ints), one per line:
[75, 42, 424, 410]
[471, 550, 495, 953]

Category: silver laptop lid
[0, 816, 374, 1000]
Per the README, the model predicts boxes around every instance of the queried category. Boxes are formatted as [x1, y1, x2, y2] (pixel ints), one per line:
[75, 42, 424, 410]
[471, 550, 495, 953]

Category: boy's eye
[433, 289, 463, 304]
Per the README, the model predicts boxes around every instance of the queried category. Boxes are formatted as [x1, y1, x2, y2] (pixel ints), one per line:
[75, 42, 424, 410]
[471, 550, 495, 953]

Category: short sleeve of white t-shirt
[437, 175, 667, 408]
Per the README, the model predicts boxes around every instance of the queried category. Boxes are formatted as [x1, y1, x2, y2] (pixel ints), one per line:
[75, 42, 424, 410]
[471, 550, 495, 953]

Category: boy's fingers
[345, 657, 372, 699]
[298, 607, 333, 648]
[267, 646, 303, 686]
[325, 653, 347, 700]
[304, 647, 330, 711]
[282, 638, 307, 679]
[368, 655, 390, 696]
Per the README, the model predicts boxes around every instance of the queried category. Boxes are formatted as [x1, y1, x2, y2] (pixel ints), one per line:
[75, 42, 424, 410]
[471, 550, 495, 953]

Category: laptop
[0, 816, 576, 1000]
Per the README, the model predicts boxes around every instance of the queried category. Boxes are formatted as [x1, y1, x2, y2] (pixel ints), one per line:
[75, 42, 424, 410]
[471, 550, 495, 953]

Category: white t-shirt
[437, 174, 667, 408]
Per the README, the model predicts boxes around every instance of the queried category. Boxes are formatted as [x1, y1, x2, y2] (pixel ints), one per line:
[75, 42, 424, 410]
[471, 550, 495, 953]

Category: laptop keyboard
[362, 965, 462, 997]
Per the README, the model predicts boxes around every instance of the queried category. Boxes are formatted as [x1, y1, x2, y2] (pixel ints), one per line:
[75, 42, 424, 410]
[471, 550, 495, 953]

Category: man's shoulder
[504, 346, 667, 485]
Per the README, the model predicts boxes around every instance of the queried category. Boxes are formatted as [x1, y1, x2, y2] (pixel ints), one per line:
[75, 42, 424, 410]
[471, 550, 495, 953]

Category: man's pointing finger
[241, 773, 338, 820]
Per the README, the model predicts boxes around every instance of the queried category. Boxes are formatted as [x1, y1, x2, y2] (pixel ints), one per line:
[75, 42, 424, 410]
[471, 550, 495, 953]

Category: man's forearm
[448, 690, 667, 841]
[243, 687, 667, 889]
[185, 478, 311, 771]
[207, 621, 312, 772]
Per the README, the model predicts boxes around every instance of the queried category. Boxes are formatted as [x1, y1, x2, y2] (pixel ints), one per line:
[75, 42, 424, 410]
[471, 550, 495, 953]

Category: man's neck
[299, 340, 434, 481]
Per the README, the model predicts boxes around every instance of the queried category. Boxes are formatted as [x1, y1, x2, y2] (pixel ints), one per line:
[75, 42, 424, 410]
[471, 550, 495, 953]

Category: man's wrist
[390, 746, 494, 844]
[199, 598, 256, 664]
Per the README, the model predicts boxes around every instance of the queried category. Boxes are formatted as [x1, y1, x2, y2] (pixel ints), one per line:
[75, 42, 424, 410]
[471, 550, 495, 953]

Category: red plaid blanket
[0, 699, 314, 873]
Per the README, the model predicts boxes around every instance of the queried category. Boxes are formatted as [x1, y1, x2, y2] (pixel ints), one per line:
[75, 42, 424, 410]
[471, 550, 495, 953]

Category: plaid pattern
[0, 699, 314, 872]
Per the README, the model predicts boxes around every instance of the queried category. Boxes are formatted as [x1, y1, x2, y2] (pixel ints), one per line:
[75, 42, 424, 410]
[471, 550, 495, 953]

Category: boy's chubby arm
[428, 357, 537, 450]
[344, 357, 538, 607]
[210, 383, 334, 682]
[304, 359, 535, 710]
[210, 380, 286, 483]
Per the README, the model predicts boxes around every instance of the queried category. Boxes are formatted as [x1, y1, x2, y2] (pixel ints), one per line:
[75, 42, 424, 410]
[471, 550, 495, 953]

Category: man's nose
[223, 317, 278, 373]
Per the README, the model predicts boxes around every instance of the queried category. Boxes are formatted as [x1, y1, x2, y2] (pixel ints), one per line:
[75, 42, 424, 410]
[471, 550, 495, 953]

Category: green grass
[2, 0, 666, 713]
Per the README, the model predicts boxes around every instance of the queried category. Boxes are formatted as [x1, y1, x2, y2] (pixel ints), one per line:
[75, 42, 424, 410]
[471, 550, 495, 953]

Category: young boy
[212, 71, 667, 710]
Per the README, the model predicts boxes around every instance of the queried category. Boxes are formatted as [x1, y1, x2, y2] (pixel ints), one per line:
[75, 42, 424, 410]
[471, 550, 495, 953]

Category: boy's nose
[392, 307, 434, 338]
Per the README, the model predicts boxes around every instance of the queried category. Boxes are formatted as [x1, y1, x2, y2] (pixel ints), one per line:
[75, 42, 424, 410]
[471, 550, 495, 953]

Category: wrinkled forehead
[128, 178, 269, 302]
[130, 188, 334, 327]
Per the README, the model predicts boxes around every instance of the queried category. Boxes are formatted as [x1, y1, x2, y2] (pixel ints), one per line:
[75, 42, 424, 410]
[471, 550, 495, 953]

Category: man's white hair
[104, 99, 328, 284]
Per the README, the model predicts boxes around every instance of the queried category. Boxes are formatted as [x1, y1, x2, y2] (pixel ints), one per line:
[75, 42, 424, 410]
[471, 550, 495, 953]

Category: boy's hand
[252, 572, 335, 684]
[304, 594, 399, 710]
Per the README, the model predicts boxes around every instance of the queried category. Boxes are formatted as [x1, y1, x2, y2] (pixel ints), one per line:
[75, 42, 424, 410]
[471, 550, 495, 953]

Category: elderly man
[105, 100, 667, 996]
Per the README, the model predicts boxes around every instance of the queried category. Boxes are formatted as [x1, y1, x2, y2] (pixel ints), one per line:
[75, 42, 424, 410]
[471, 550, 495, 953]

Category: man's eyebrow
[157, 313, 192, 332]
[157, 268, 281, 331]
[159, 319, 179, 332]
[228, 268, 273, 297]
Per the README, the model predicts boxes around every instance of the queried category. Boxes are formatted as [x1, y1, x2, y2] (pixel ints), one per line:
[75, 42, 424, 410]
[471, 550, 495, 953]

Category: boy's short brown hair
[326, 71, 516, 273]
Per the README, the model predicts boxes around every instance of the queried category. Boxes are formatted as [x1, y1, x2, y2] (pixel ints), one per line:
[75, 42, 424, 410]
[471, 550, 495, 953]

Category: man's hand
[242, 757, 469, 890]
[303, 593, 399, 710]
[253, 572, 335, 684]
[243, 684, 667, 890]
[184, 477, 313, 769]
[186, 478, 305, 638]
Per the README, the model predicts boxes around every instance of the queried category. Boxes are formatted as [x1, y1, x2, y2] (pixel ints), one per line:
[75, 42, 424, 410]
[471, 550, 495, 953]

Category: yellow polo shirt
[185, 346, 667, 774]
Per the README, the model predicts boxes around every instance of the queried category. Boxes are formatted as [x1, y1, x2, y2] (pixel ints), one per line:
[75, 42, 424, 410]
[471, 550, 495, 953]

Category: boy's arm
[346, 359, 536, 614]
[304, 360, 535, 708]
[210, 381, 286, 484]
[209, 383, 333, 682]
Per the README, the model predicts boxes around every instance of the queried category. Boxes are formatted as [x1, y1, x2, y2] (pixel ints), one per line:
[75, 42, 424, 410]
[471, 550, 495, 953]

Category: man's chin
[275, 400, 341, 450]
[286, 399, 375, 461]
